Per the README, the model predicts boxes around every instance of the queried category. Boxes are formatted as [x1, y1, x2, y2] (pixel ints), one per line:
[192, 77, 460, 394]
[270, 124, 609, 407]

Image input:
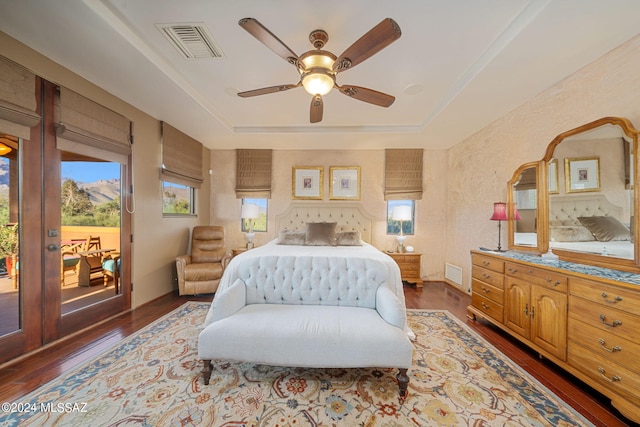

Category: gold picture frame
[565, 156, 600, 193]
[329, 166, 361, 200]
[292, 166, 324, 200]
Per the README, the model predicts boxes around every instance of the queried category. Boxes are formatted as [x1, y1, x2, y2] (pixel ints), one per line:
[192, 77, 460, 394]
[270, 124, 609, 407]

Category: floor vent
[445, 263, 463, 286]
[157, 23, 224, 59]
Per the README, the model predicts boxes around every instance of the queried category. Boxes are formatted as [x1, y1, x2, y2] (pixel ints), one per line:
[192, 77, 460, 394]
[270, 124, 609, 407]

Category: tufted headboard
[275, 202, 373, 243]
[549, 194, 623, 226]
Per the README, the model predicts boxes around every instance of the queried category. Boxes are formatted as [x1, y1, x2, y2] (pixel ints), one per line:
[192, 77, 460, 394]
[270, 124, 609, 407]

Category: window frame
[386, 200, 415, 235]
[162, 181, 196, 216]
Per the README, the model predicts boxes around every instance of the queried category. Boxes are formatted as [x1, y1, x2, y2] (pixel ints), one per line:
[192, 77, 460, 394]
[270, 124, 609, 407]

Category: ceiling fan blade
[237, 83, 299, 98]
[238, 18, 299, 66]
[338, 85, 395, 107]
[310, 95, 323, 123]
[333, 18, 401, 72]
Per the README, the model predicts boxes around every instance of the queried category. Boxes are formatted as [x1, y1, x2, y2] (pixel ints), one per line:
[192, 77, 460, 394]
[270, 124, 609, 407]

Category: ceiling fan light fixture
[300, 51, 336, 96]
[301, 70, 335, 96]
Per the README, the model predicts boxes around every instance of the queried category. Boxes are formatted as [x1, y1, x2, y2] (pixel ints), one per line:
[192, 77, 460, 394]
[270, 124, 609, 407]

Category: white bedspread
[203, 239, 406, 326]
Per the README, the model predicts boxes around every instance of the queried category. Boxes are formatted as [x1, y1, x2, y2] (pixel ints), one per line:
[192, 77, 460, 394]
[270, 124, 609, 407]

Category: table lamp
[392, 205, 412, 253]
[241, 203, 260, 249]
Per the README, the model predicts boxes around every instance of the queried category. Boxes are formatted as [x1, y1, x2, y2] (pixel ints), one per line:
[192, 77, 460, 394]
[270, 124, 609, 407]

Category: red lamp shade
[490, 202, 508, 221]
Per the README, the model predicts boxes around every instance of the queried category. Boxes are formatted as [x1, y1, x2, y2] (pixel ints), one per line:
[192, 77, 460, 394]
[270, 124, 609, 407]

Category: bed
[547, 194, 633, 259]
[203, 202, 407, 326]
[198, 203, 414, 397]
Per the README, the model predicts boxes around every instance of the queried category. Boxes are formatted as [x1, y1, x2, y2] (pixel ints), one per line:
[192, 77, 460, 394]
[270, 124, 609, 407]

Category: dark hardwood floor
[0, 282, 635, 426]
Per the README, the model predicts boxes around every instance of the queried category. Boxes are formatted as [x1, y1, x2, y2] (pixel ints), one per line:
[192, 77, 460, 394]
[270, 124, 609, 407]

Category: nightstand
[231, 248, 249, 258]
[387, 252, 422, 287]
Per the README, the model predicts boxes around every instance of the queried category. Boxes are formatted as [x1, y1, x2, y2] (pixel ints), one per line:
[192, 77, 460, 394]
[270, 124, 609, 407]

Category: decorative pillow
[277, 229, 306, 245]
[577, 216, 631, 242]
[550, 225, 595, 242]
[335, 231, 362, 246]
[304, 222, 337, 246]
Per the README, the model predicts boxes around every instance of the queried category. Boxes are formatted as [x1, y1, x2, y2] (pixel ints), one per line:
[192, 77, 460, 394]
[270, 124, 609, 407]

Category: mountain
[77, 179, 120, 204]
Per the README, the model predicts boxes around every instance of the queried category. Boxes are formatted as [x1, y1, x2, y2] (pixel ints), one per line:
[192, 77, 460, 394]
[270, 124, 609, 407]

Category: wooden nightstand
[387, 252, 422, 287]
[231, 248, 248, 258]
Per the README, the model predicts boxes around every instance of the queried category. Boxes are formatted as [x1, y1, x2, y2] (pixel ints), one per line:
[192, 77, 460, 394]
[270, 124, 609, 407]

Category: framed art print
[565, 157, 600, 193]
[292, 166, 323, 200]
[329, 166, 361, 200]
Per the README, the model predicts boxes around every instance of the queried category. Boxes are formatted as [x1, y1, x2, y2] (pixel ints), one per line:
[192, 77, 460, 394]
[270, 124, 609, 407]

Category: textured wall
[447, 34, 640, 292]
[210, 149, 449, 281]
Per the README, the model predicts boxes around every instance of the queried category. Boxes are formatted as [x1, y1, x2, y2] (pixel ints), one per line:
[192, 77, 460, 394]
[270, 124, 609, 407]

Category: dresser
[468, 250, 640, 423]
[387, 252, 422, 287]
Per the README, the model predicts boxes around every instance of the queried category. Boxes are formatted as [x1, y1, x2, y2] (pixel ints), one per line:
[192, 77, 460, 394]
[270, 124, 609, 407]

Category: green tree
[61, 179, 93, 217]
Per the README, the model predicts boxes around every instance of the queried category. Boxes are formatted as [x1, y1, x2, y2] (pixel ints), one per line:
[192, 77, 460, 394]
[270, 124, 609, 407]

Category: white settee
[198, 255, 414, 398]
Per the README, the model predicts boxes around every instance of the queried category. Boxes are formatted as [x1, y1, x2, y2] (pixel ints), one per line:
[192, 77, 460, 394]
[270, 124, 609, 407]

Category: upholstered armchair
[175, 226, 231, 295]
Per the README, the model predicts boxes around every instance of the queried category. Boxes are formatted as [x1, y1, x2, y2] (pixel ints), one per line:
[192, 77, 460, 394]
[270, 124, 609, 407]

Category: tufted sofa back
[236, 256, 388, 308]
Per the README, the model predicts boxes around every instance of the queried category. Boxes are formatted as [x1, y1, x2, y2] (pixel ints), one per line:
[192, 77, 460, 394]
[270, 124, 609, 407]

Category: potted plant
[0, 223, 19, 280]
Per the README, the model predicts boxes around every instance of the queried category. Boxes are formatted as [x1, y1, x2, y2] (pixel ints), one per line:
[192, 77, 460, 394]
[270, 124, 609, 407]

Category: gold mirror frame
[508, 161, 546, 253]
[509, 117, 640, 272]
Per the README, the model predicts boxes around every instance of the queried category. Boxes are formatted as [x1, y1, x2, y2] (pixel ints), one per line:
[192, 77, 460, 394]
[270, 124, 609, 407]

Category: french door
[0, 79, 131, 364]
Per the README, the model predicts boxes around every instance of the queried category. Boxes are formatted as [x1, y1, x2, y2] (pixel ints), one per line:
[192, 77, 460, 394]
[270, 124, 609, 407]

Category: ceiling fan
[237, 17, 402, 123]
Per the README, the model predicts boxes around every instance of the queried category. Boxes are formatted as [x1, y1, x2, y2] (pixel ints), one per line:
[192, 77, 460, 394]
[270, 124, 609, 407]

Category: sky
[61, 162, 120, 183]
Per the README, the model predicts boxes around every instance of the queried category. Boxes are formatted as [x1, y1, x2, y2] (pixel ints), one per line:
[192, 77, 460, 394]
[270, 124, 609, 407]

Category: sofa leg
[397, 368, 409, 399]
[202, 360, 212, 385]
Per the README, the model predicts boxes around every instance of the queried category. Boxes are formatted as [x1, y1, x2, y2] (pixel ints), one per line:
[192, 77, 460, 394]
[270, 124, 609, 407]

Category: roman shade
[161, 122, 204, 188]
[55, 86, 131, 164]
[0, 55, 41, 140]
[384, 149, 423, 200]
[235, 149, 272, 198]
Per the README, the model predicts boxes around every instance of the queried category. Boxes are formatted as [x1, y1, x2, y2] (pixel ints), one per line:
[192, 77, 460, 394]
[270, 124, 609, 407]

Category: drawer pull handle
[545, 278, 561, 286]
[482, 273, 490, 279]
[599, 314, 622, 327]
[530, 306, 535, 319]
[601, 292, 622, 304]
[523, 303, 529, 316]
[508, 267, 517, 273]
[481, 302, 490, 310]
[598, 367, 621, 383]
[482, 287, 490, 294]
[482, 261, 490, 266]
[598, 338, 622, 353]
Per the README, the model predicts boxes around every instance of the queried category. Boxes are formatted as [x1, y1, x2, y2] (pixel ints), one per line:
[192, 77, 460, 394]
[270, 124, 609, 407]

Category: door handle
[47, 244, 60, 251]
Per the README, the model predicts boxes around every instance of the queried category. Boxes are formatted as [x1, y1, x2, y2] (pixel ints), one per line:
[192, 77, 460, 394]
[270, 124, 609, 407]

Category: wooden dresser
[387, 252, 422, 287]
[468, 250, 640, 423]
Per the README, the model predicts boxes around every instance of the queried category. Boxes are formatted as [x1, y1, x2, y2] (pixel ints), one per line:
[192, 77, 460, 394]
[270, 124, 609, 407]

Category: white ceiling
[1, 0, 639, 150]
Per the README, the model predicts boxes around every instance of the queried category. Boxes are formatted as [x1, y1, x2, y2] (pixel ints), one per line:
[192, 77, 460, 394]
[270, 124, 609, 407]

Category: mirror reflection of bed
[547, 194, 633, 259]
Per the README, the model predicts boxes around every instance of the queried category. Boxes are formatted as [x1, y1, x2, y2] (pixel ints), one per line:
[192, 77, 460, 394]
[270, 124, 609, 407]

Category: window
[162, 182, 195, 215]
[61, 160, 121, 226]
[387, 200, 415, 235]
[241, 198, 267, 232]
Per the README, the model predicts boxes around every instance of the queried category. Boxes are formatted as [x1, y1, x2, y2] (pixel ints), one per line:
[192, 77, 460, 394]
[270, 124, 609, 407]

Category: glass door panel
[60, 154, 122, 315]
[0, 134, 20, 337]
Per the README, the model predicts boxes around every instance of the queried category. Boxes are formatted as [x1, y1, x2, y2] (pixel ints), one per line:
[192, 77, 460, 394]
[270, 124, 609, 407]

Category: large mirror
[509, 117, 639, 272]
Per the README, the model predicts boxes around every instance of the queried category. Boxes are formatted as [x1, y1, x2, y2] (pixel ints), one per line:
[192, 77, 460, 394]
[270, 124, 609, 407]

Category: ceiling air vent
[157, 23, 224, 59]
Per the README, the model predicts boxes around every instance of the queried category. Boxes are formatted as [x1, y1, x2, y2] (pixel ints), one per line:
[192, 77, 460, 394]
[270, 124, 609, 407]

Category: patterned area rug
[0, 302, 593, 426]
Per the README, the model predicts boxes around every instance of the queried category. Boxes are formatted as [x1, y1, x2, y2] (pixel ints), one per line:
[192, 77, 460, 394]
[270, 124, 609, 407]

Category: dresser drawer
[472, 265, 504, 289]
[471, 293, 503, 322]
[397, 261, 420, 272]
[472, 254, 504, 274]
[568, 343, 640, 401]
[570, 277, 640, 316]
[568, 317, 640, 373]
[569, 296, 640, 343]
[472, 278, 504, 304]
[505, 262, 567, 292]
